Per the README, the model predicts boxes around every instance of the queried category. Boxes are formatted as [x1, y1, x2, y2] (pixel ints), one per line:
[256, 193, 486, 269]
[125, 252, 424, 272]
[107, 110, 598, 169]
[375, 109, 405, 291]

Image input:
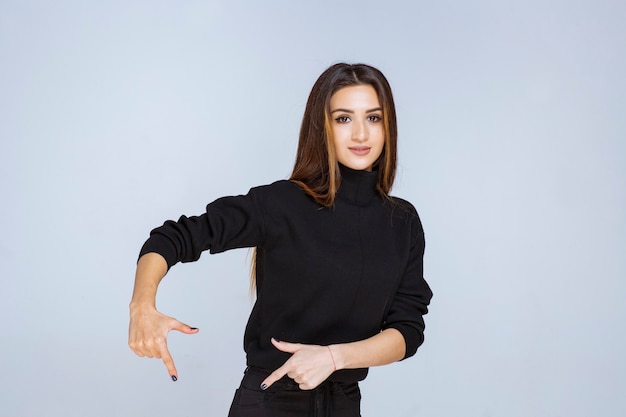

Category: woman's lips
[348, 146, 371, 156]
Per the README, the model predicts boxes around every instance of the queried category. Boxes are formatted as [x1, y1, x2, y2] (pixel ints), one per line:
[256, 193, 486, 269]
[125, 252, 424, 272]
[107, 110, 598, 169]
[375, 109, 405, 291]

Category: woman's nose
[352, 119, 367, 141]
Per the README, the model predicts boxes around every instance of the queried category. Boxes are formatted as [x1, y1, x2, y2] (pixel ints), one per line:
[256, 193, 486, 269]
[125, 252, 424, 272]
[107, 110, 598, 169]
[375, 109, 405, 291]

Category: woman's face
[329, 84, 385, 171]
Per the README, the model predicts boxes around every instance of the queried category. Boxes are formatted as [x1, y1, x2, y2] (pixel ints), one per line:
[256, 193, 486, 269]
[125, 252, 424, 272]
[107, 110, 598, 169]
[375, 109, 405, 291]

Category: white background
[1, 1, 624, 416]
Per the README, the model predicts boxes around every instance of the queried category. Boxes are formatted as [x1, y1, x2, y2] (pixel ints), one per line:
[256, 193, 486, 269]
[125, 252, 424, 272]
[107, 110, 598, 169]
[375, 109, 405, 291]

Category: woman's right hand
[128, 305, 199, 381]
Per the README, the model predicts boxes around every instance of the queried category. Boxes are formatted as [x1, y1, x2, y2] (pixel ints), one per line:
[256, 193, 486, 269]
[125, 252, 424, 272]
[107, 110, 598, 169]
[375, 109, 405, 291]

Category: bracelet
[327, 346, 336, 372]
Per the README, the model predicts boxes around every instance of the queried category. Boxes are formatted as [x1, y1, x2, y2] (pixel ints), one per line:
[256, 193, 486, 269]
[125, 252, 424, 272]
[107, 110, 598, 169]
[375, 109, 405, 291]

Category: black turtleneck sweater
[139, 166, 432, 382]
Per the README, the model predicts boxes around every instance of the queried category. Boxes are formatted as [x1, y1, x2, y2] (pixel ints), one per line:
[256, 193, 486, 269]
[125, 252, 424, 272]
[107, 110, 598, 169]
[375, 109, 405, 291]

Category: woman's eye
[335, 116, 351, 123]
[368, 115, 382, 122]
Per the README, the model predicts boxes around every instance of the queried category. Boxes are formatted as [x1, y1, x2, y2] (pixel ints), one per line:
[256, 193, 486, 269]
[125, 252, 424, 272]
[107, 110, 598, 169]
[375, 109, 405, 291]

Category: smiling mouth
[348, 146, 371, 156]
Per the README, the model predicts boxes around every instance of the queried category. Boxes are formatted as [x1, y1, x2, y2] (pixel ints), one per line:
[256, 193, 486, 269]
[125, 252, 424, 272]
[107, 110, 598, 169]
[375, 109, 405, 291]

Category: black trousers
[227, 367, 362, 417]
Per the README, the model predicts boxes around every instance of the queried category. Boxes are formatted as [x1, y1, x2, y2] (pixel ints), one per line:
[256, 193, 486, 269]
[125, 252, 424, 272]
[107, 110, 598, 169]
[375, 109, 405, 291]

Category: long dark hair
[251, 63, 399, 293]
[290, 62, 398, 206]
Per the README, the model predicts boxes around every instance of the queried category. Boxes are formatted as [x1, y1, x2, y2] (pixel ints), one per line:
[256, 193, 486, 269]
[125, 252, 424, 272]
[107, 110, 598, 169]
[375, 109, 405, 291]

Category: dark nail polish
[272, 337, 280, 343]
[171, 375, 178, 382]
[260, 383, 267, 390]
[190, 327, 198, 330]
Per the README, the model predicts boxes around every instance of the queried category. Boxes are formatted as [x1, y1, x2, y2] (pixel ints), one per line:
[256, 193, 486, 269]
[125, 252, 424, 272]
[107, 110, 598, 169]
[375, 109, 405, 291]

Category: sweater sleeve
[138, 188, 265, 269]
[382, 208, 433, 359]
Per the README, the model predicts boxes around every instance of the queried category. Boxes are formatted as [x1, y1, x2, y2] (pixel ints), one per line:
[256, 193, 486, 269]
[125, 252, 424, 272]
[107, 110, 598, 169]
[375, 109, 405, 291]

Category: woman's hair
[290, 62, 398, 206]
[251, 63, 399, 294]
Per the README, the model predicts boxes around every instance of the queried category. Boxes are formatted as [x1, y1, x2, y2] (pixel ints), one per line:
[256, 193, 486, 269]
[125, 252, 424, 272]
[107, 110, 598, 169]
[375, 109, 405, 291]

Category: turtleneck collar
[336, 164, 380, 206]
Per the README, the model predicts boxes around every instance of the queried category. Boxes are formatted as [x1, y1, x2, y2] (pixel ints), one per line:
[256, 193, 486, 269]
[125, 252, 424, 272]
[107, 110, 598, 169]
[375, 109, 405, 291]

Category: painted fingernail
[260, 383, 267, 390]
[272, 337, 280, 343]
[190, 327, 198, 330]
[171, 375, 178, 382]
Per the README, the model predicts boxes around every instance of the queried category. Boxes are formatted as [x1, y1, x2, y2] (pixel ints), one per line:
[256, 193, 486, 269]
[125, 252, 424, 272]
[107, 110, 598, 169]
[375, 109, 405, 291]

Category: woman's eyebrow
[330, 107, 382, 114]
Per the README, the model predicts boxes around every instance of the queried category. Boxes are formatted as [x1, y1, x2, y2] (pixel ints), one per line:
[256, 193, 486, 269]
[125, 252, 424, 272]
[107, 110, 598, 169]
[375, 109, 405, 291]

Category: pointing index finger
[260, 365, 289, 390]
[160, 345, 178, 382]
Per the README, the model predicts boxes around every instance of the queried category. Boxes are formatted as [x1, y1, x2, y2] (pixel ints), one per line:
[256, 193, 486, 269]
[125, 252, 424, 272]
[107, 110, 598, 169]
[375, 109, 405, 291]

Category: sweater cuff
[387, 323, 424, 360]
[138, 236, 178, 270]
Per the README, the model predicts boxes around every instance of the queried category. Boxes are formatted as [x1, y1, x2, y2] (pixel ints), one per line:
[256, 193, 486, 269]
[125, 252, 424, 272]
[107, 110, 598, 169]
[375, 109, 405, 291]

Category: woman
[129, 63, 433, 416]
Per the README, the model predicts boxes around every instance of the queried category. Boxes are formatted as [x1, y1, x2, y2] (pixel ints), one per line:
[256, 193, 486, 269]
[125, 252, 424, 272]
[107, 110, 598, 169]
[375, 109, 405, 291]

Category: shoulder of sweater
[249, 179, 301, 195]
[388, 195, 418, 216]
[247, 179, 312, 205]
[387, 196, 425, 231]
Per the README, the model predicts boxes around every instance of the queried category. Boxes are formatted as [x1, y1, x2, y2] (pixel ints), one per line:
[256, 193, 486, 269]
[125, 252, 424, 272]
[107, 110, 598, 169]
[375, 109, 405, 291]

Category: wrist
[328, 344, 348, 371]
[129, 299, 156, 314]
[327, 345, 337, 371]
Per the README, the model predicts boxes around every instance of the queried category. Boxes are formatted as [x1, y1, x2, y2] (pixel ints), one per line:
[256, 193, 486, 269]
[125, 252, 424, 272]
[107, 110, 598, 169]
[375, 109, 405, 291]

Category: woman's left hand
[260, 338, 337, 390]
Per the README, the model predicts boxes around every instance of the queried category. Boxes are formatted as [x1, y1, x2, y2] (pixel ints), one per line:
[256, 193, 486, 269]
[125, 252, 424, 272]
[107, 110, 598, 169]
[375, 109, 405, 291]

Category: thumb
[271, 337, 301, 353]
[170, 319, 199, 335]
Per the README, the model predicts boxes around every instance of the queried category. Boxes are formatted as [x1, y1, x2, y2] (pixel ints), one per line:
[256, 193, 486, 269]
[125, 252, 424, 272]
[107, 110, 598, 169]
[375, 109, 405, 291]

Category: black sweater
[139, 166, 433, 382]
